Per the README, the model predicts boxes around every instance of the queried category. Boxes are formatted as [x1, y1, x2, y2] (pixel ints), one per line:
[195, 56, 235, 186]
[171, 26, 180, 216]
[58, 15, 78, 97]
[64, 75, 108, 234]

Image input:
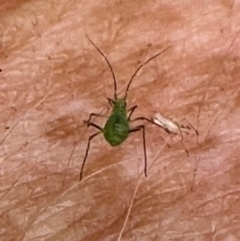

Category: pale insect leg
[191, 157, 200, 191]
[172, 116, 199, 154]
[180, 117, 199, 144]
[152, 113, 191, 156]
[170, 120, 189, 156]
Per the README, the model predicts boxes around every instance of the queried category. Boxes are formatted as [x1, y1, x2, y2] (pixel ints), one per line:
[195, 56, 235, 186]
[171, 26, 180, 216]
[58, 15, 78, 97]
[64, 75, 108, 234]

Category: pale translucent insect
[152, 113, 199, 155]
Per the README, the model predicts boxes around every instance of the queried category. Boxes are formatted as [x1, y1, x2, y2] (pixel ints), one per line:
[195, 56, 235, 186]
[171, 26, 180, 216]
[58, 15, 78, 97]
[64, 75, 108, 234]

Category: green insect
[80, 35, 171, 180]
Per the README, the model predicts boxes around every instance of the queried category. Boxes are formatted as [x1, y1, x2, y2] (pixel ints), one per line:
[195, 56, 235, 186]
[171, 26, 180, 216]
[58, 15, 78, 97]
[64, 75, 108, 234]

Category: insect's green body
[79, 35, 171, 181]
[103, 98, 129, 146]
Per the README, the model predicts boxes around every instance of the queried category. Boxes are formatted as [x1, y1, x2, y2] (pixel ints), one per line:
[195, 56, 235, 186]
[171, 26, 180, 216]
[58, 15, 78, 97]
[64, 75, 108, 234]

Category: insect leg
[107, 97, 115, 106]
[181, 118, 199, 137]
[127, 105, 138, 120]
[179, 135, 189, 156]
[173, 121, 189, 156]
[84, 113, 108, 124]
[129, 125, 148, 177]
[80, 131, 102, 181]
[131, 116, 171, 148]
[179, 118, 199, 151]
[84, 121, 102, 131]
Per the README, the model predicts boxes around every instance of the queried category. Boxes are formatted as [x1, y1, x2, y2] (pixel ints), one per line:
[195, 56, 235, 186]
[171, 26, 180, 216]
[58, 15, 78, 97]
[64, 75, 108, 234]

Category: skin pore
[1, 1, 240, 240]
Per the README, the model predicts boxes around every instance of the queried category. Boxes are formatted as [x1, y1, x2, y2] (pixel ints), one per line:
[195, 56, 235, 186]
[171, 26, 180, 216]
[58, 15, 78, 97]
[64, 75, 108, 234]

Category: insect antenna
[86, 34, 117, 99]
[124, 45, 172, 98]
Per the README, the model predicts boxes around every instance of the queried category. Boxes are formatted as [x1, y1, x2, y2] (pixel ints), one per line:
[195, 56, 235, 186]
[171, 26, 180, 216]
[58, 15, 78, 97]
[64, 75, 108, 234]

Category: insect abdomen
[103, 113, 129, 146]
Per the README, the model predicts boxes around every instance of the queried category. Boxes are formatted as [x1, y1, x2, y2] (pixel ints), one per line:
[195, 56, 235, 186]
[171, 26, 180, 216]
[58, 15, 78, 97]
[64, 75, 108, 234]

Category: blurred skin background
[0, 1, 240, 240]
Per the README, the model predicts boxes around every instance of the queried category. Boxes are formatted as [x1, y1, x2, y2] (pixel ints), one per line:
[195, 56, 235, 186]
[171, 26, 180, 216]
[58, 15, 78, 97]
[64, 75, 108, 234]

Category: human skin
[1, 0, 240, 241]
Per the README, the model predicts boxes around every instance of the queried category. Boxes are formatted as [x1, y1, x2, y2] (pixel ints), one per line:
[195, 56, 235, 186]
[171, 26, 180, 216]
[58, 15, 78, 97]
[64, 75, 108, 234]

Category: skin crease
[0, 0, 240, 240]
